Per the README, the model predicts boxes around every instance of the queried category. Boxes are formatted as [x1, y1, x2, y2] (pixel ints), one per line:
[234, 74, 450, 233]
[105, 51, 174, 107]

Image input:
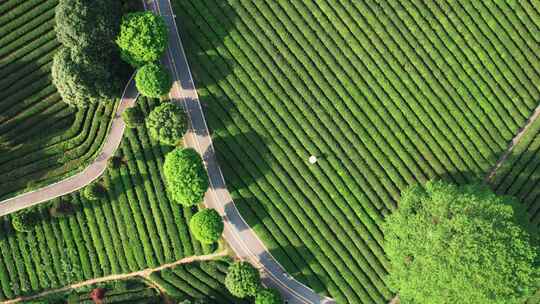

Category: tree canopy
[146, 102, 187, 145]
[52, 48, 119, 107]
[55, 0, 121, 61]
[189, 209, 224, 244]
[224, 261, 261, 298]
[255, 288, 282, 304]
[163, 148, 208, 206]
[116, 12, 168, 66]
[383, 180, 540, 304]
[53, 0, 121, 107]
[135, 63, 172, 98]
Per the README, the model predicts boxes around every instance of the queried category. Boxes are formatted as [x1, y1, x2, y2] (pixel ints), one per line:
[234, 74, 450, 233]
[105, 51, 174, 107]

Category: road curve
[147, 1, 335, 303]
[0, 75, 139, 217]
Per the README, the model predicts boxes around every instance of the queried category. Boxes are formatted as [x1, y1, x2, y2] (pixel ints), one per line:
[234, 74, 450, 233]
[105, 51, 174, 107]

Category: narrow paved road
[148, 1, 334, 303]
[0, 75, 139, 217]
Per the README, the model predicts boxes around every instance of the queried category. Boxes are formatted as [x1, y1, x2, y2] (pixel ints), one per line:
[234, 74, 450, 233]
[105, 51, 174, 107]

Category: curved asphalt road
[0, 75, 139, 217]
[147, 1, 334, 303]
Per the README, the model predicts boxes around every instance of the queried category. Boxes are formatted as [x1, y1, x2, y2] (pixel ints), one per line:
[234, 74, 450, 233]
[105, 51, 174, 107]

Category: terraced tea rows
[0, 98, 210, 300]
[173, 0, 540, 302]
[0, 0, 117, 199]
[149, 261, 247, 303]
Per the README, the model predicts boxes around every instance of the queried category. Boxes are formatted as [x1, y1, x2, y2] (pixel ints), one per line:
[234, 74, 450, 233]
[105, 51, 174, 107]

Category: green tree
[146, 102, 187, 145]
[122, 106, 145, 128]
[52, 47, 119, 107]
[83, 183, 106, 201]
[12, 211, 36, 233]
[383, 180, 540, 304]
[225, 261, 261, 298]
[255, 288, 282, 304]
[135, 63, 172, 98]
[163, 148, 208, 206]
[116, 12, 168, 66]
[55, 0, 121, 61]
[189, 208, 224, 244]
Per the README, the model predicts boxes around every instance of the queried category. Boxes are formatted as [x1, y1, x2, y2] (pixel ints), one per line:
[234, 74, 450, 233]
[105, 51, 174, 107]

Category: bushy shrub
[224, 261, 261, 298]
[189, 209, 224, 244]
[163, 148, 208, 206]
[255, 288, 282, 304]
[52, 47, 119, 107]
[12, 211, 36, 233]
[83, 183, 106, 201]
[122, 106, 145, 128]
[116, 12, 168, 66]
[383, 180, 540, 304]
[135, 63, 172, 98]
[146, 102, 187, 145]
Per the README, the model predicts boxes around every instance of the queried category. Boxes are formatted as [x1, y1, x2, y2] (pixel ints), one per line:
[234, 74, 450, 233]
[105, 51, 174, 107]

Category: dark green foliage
[108, 156, 124, 169]
[11, 211, 36, 233]
[83, 183, 106, 201]
[135, 63, 172, 98]
[52, 47, 119, 107]
[224, 262, 261, 298]
[116, 12, 168, 66]
[49, 200, 75, 218]
[146, 102, 187, 146]
[55, 0, 121, 61]
[163, 148, 209, 206]
[255, 288, 282, 304]
[122, 106, 145, 128]
[383, 180, 540, 304]
[189, 209, 224, 244]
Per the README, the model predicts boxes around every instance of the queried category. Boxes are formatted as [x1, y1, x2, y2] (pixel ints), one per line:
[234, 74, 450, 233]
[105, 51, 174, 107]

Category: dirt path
[485, 104, 540, 182]
[2, 251, 227, 304]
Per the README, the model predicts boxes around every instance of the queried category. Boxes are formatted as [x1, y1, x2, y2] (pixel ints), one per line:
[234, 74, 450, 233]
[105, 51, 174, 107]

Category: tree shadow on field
[211, 129, 272, 187]
[173, 0, 238, 90]
[264, 243, 329, 295]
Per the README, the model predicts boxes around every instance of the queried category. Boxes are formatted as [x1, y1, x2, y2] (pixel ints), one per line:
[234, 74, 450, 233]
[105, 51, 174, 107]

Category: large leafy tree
[383, 180, 540, 304]
[163, 148, 208, 206]
[55, 0, 121, 61]
[52, 48, 119, 107]
[53, 0, 121, 107]
[146, 102, 187, 145]
[255, 288, 282, 304]
[189, 208, 224, 244]
[225, 262, 261, 298]
[116, 12, 168, 66]
[135, 63, 172, 98]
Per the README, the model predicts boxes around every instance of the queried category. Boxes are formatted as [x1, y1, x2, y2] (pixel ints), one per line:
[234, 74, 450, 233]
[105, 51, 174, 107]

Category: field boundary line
[0, 251, 228, 304]
[485, 103, 540, 182]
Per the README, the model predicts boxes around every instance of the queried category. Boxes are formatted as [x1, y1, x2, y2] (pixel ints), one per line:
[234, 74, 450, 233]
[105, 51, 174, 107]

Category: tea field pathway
[1, 251, 228, 304]
[0, 75, 139, 217]
[147, 0, 334, 303]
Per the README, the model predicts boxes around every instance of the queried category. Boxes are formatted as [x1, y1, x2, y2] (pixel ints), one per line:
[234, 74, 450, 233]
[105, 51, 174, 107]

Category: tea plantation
[172, 0, 540, 303]
[0, 0, 119, 200]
